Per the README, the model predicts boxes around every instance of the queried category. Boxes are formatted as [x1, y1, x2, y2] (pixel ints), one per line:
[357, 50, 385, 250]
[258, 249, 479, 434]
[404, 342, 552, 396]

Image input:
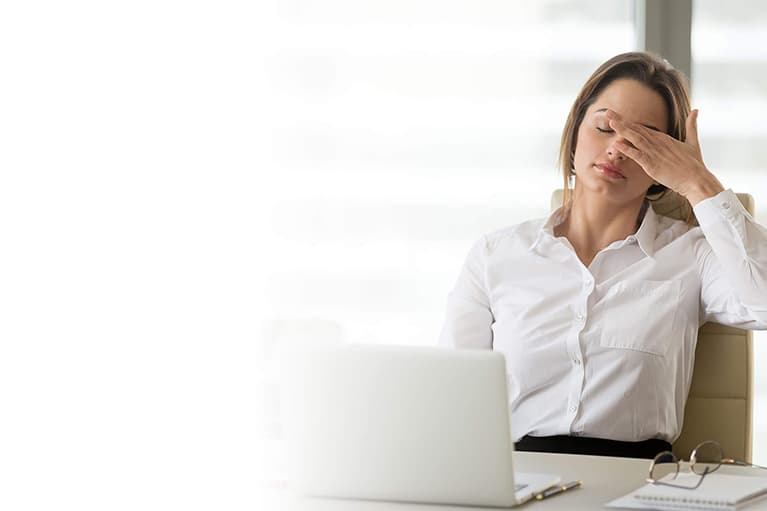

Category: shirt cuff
[693, 188, 748, 228]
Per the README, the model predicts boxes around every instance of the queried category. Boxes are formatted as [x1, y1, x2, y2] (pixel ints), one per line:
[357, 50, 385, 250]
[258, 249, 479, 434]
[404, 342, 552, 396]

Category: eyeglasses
[647, 440, 767, 490]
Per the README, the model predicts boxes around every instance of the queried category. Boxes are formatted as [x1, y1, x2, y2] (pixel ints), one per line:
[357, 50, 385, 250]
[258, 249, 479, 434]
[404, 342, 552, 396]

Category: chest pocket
[599, 280, 682, 357]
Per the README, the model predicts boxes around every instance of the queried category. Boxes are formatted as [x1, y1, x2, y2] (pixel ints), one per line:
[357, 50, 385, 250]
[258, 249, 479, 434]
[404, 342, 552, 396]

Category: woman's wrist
[682, 171, 725, 206]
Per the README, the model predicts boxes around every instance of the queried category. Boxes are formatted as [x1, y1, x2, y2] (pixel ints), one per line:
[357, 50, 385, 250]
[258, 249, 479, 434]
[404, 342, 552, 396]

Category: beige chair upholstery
[550, 190, 755, 462]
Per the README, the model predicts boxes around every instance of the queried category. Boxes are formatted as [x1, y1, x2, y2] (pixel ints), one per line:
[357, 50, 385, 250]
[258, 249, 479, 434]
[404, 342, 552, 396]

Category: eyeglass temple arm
[724, 459, 767, 470]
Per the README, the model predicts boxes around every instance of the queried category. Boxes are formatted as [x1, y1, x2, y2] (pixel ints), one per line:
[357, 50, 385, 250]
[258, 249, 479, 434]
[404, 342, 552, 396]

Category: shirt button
[722, 202, 730, 210]
[575, 313, 585, 321]
[627, 236, 636, 243]
[569, 405, 577, 413]
[573, 359, 581, 366]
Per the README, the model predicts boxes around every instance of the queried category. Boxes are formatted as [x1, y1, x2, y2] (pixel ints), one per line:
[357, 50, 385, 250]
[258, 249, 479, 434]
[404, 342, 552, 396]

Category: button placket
[565, 274, 590, 430]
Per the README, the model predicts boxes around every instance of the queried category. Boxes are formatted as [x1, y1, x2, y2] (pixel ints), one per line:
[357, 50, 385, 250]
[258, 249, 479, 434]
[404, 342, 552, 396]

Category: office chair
[550, 190, 755, 462]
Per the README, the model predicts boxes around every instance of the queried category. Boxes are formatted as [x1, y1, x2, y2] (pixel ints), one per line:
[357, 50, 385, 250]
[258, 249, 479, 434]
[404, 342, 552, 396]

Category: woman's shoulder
[478, 216, 550, 251]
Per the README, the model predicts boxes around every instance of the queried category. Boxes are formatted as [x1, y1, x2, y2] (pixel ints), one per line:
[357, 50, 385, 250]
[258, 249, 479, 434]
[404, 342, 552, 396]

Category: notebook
[286, 342, 561, 507]
[606, 472, 767, 511]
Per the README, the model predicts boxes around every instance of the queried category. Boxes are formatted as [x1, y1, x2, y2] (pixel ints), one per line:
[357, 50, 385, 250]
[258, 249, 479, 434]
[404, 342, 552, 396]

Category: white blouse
[439, 189, 767, 443]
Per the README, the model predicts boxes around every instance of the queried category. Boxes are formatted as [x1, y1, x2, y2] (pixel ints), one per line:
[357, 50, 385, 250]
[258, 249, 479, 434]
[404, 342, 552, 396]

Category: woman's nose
[607, 137, 626, 160]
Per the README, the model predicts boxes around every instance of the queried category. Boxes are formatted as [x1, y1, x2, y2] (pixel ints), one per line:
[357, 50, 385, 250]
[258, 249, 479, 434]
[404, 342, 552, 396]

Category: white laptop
[286, 342, 561, 507]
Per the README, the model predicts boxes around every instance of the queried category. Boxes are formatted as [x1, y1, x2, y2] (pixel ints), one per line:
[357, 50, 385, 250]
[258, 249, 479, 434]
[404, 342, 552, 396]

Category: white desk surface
[258, 451, 767, 510]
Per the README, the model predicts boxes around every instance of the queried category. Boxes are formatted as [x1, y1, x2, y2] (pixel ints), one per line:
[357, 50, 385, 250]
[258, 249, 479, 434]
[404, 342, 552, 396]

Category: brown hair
[557, 52, 694, 222]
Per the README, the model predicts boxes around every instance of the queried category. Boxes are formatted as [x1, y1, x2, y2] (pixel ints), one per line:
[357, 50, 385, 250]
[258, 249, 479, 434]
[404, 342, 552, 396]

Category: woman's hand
[606, 109, 725, 205]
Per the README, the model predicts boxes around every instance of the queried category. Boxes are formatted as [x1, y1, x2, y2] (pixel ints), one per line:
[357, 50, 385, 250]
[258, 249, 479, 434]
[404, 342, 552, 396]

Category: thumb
[685, 109, 700, 148]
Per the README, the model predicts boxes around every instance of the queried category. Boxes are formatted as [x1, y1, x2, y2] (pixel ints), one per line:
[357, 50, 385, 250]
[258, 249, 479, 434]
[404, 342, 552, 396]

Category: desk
[258, 451, 767, 510]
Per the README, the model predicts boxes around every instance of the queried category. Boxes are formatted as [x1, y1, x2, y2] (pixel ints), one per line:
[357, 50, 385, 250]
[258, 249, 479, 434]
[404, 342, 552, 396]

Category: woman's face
[573, 78, 669, 204]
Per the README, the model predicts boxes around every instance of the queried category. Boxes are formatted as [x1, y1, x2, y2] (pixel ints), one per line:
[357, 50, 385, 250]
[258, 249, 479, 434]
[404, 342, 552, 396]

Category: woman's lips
[594, 163, 626, 179]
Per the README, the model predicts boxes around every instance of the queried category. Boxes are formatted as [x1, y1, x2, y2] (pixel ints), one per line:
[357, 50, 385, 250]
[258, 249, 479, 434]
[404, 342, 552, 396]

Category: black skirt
[515, 435, 671, 459]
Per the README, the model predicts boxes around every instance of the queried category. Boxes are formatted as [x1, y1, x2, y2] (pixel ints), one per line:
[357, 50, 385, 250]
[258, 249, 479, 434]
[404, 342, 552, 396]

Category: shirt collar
[528, 203, 658, 258]
[528, 207, 567, 253]
[633, 204, 657, 258]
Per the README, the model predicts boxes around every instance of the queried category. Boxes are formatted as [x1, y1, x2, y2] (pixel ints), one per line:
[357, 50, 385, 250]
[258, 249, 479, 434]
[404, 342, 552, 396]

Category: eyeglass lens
[651, 452, 679, 481]
[691, 441, 723, 475]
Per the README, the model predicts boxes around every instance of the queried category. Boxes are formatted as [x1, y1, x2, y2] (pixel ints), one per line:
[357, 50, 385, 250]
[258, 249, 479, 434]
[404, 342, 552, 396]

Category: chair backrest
[549, 190, 755, 462]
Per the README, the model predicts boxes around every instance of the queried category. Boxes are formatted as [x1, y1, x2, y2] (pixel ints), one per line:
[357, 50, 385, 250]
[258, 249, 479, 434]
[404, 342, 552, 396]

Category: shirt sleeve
[438, 236, 494, 349]
[694, 188, 767, 328]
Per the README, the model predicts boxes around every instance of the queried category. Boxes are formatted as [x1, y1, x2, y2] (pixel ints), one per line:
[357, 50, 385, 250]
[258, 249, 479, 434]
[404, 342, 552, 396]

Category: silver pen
[534, 480, 583, 500]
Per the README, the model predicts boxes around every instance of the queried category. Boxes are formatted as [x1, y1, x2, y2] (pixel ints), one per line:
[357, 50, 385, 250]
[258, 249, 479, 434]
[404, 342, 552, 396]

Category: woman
[438, 52, 767, 459]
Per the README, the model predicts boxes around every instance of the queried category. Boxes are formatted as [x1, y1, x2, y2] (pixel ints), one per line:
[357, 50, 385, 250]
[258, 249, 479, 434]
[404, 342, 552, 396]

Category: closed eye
[596, 127, 614, 133]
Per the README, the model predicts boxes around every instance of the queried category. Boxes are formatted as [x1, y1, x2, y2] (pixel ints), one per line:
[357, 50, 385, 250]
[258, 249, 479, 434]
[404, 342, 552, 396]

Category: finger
[606, 108, 663, 141]
[615, 140, 650, 167]
[685, 109, 700, 149]
[608, 117, 653, 151]
[604, 109, 637, 134]
[604, 109, 623, 121]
